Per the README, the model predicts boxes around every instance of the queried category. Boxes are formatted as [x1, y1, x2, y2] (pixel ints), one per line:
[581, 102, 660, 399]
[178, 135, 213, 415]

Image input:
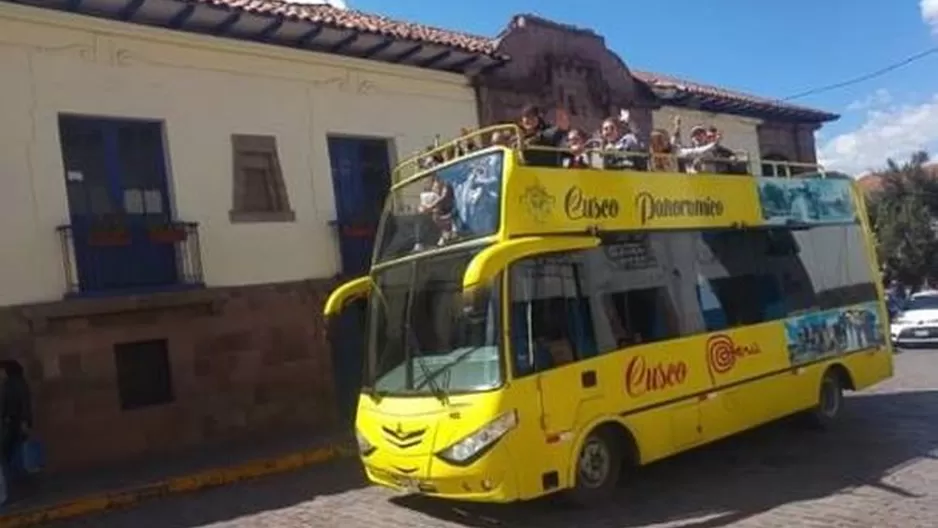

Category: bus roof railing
[393, 125, 831, 184]
[393, 124, 524, 184]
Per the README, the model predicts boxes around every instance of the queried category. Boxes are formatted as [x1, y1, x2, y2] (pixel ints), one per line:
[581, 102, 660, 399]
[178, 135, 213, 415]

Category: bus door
[511, 263, 602, 445]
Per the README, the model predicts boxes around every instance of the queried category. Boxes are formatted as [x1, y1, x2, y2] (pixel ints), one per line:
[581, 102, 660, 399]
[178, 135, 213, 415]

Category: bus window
[696, 230, 790, 329]
[602, 287, 679, 346]
[509, 256, 598, 377]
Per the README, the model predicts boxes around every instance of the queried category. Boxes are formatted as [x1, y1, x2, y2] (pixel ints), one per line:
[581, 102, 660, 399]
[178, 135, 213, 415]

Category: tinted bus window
[507, 224, 878, 378]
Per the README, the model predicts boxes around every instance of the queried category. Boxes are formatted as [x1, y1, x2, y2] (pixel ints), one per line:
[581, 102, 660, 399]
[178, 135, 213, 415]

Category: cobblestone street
[50, 349, 938, 528]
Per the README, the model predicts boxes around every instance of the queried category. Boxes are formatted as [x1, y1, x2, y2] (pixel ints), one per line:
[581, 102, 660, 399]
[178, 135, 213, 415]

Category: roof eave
[14, 0, 504, 76]
[645, 81, 839, 124]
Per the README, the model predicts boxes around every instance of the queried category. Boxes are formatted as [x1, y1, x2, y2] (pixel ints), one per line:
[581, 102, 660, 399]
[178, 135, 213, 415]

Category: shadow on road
[392, 389, 938, 528]
[45, 458, 369, 528]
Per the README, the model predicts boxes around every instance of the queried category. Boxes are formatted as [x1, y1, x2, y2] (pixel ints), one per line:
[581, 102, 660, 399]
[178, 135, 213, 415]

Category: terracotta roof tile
[632, 70, 838, 122]
[96, 0, 835, 118]
[192, 0, 501, 56]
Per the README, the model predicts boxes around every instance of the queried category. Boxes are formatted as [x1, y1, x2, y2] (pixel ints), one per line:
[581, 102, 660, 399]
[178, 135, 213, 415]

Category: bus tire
[566, 427, 622, 507]
[806, 369, 845, 429]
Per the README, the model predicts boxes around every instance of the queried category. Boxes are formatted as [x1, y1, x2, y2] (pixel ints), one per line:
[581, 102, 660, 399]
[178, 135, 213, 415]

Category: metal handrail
[393, 125, 829, 181]
[760, 159, 827, 178]
[392, 123, 525, 185]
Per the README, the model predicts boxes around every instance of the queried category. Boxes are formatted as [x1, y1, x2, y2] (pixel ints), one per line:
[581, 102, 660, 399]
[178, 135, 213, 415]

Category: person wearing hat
[670, 116, 721, 173]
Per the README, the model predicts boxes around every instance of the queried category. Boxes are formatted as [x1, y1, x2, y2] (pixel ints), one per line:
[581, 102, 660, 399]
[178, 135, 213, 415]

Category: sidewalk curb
[0, 442, 357, 528]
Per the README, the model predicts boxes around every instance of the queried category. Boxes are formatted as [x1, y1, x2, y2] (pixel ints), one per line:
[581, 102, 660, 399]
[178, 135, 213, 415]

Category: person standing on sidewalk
[1, 360, 32, 504]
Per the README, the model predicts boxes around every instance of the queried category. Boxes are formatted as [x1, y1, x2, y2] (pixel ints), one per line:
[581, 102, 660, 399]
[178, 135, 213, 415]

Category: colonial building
[475, 15, 838, 176]
[0, 2, 838, 474]
[0, 0, 503, 470]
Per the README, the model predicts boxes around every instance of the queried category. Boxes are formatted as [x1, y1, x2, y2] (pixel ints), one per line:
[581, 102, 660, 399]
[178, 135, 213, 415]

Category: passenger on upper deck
[456, 127, 479, 156]
[649, 129, 677, 172]
[597, 110, 646, 171]
[670, 116, 722, 173]
[562, 128, 592, 169]
[489, 129, 514, 147]
[704, 125, 748, 175]
[518, 104, 570, 167]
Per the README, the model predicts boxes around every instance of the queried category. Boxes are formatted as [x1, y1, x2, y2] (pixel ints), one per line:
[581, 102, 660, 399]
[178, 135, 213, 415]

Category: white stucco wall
[650, 105, 763, 173]
[0, 2, 479, 306]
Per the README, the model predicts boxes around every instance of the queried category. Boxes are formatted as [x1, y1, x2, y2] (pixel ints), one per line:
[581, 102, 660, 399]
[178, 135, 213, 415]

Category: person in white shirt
[670, 117, 721, 173]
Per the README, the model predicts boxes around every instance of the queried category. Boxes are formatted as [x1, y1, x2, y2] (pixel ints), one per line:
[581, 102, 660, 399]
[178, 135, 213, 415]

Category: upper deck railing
[391, 124, 830, 186]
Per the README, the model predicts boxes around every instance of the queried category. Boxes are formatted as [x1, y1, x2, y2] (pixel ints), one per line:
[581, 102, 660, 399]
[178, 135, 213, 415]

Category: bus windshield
[365, 249, 501, 397]
[374, 150, 504, 265]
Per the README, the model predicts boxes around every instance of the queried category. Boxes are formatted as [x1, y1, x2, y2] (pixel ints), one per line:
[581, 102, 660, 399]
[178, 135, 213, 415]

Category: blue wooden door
[59, 116, 177, 295]
[326, 136, 391, 422]
[327, 137, 391, 276]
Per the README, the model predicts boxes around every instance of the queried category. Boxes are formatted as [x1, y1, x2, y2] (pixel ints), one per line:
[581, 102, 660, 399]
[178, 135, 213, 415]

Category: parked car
[890, 290, 938, 348]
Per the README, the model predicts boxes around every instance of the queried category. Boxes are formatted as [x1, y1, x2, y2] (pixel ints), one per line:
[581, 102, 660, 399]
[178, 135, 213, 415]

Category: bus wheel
[807, 370, 844, 429]
[567, 428, 622, 506]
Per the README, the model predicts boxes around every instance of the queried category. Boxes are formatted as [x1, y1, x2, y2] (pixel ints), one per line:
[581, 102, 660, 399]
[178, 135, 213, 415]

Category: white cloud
[846, 89, 892, 111]
[818, 93, 938, 175]
[923, 0, 938, 32]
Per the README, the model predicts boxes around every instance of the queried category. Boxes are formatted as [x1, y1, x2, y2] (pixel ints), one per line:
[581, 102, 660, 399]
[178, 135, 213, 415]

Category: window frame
[229, 134, 295, 223]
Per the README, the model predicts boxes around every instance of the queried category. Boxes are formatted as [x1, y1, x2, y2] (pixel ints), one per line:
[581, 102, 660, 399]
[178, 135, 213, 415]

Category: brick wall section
[475, 16, 659, 141]
[1, 279, 339, 472]
[478, 16, 823, 167]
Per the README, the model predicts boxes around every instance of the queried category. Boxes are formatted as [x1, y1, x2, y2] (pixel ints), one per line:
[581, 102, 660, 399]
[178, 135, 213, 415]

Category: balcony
[57, 221, 204, 298]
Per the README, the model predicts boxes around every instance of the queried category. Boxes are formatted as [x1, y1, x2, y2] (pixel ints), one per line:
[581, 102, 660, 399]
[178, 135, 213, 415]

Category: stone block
[58, 352, 84, 377]
[13, 279, 341, 472]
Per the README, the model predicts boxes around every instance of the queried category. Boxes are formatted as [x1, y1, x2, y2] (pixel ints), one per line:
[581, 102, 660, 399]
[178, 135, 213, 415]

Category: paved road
[51, 349, 938, 528]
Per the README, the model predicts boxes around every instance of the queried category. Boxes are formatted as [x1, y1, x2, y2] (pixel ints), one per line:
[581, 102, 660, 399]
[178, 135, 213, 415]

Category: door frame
[325, 134, 396, 277]
[58, 113, 182, 296]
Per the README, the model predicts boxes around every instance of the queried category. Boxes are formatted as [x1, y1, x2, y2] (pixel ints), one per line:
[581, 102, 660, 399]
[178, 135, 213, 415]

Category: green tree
[866, 151, 938, 290]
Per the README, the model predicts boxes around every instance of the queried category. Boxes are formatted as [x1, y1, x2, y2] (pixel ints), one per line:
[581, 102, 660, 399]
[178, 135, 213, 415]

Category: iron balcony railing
[56, 220, 204, 297]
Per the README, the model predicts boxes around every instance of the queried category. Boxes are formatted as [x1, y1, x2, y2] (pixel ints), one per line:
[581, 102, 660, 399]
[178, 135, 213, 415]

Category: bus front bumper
[360, 445, 520, 503]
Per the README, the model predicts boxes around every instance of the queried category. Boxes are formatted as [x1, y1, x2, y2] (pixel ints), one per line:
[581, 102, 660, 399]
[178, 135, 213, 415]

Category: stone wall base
[2, 279, 340, 472]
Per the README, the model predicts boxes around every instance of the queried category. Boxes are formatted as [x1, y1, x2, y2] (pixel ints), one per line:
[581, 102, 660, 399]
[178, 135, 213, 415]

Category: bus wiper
[414, 345, 481, 393]
[404, 323, 449, 405]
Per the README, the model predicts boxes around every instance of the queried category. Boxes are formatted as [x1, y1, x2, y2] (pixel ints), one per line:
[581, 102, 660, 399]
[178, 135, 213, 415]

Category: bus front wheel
[807, 370, 845, 429]
[566, 428, 622, 506]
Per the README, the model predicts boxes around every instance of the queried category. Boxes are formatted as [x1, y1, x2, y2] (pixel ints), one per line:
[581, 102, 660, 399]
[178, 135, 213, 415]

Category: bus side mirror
[324, 276, 372, 342]
[324, 276, 372, 317]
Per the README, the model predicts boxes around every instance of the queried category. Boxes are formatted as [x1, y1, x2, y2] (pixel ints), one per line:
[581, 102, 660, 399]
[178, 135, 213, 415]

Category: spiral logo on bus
[707, 335, 737, 374]
[705, 334, 763, 384]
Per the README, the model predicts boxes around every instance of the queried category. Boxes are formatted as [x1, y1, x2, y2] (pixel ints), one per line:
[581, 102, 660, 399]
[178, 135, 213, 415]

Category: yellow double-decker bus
[324, 125, 893, 505]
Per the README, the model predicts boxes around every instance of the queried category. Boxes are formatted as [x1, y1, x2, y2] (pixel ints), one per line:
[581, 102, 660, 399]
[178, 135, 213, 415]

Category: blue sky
[337, 0, 938, 175]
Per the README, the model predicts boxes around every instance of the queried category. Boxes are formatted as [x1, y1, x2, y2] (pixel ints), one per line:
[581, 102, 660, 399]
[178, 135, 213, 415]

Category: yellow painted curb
[0, 443, 357, 528]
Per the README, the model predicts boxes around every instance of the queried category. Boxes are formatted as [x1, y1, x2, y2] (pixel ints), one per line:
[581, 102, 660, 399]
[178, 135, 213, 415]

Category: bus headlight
[356, 430, 376, 456]
[436, 410, 518, 466]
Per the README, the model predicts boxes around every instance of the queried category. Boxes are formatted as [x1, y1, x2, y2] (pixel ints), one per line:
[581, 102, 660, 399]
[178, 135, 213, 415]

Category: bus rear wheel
[566, 428, 622, 506]
[807, 370, 844, 429]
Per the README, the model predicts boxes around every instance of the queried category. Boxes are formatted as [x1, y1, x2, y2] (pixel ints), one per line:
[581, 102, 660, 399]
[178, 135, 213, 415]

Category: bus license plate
[914, 329, 929, 337]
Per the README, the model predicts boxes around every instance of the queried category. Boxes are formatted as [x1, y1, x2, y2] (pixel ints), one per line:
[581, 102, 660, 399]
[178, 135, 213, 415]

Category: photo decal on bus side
[705, 334, 763, 383]
[624, 355, 688, 397]
[757, 177, 857, 226]
[784, 302, 885, 365]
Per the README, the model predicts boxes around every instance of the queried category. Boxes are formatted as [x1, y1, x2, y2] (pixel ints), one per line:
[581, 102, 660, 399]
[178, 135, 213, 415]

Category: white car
[890, 290, 938, 347]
